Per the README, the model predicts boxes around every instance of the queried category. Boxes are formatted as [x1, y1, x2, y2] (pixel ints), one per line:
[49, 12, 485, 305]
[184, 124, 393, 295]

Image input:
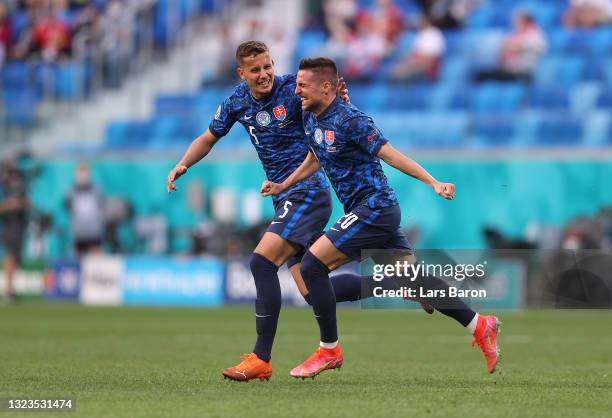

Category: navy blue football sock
[330, 273, 365, 302]
[300, 251, 338, 343]
[250, 253, 281, 362]
[413, 273, 476, 327]
[302, 274, 377, 304]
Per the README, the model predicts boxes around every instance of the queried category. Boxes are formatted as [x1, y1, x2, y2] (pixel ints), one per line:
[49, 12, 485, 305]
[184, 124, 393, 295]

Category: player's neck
[314, 94, 337, 117]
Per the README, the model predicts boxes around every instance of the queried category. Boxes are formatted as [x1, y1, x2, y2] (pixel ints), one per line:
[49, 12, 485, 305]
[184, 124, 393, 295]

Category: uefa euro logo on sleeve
[273, 105, 287, 121]
[314, 128, 323, 145]
[256, 111, 271, 126]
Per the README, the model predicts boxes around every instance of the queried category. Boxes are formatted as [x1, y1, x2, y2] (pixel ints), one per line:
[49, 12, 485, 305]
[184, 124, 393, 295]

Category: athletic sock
[466, 312, 480, 334]
[250, 253, 281, 362]
[320, 341, 339, 349]
[412, 273, 477, 327]
[330, 273, 364, 302]
[300, 250, 338, 343]
[302, 273, 376, 305]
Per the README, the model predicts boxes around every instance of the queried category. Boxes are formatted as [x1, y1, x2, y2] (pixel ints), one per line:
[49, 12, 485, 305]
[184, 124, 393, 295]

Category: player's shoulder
[277, 73, 297, 86]
[336, 100, 372, 129]
[228, 81, 251, 102]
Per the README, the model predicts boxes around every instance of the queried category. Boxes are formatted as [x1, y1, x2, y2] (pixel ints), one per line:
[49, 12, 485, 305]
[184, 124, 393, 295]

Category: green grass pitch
[1, 303, 611, 417]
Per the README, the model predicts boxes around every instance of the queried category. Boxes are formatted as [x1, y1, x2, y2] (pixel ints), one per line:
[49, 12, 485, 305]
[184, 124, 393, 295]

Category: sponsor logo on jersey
[325, 130, 335, 146]
[256, 111, 271, 126]
[215, 105, 222, 120]
[272, 105, 287, 121]
[314, 128, 323, 145]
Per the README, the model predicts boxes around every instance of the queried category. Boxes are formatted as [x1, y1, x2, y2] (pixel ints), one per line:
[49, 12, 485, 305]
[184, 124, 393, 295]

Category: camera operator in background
[0, 158, 29, 303]
[65, 163, 104, 257]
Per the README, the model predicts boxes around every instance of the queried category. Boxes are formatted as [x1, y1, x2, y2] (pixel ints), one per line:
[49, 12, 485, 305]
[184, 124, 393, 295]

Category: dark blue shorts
[267, 188, 332, 267]
[325, 204, 413, 261]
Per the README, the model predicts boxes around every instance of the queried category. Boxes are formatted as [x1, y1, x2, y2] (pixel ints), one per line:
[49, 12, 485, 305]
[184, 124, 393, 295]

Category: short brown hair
[298, 57, 339, 87]
[236, 41, 269, 64]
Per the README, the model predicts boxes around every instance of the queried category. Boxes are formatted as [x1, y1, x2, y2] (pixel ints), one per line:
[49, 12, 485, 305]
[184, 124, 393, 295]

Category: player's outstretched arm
[261, 150, 321, 196]
[377, 142, 455, 200]
[167, 129, 220, 193]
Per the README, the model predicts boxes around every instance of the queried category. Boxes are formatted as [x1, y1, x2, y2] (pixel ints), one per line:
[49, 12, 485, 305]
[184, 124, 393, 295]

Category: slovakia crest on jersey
[324, 130, 335, 146]
[272, 105, 287, 121]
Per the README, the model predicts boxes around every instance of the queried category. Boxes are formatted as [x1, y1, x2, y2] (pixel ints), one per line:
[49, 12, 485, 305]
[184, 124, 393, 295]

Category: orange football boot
[222, 353, 272, 382]
[290, 344, 343, 379]
[472, 315, 502, 373]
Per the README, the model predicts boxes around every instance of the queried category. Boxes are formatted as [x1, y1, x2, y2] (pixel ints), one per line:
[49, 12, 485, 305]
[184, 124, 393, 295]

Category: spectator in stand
[564, 0, 612, 28]
[474, 12, 547, 82]
[99, 0, 135, 87]
[367, 0, 404, 50]
[32, 0, 72, 61]
[343, 11, 387, 80]
[65, 163, 105, 256]
[323, 0, 358, 46]
[390, 16, 445, 82]
[417, 0, 482, 29]
[0, 2, 12, 66]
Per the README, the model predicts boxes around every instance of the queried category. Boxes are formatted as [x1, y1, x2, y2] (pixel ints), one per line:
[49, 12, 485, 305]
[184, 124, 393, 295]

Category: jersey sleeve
[343, 116, 388, 156]
[208, 95, 237, 138]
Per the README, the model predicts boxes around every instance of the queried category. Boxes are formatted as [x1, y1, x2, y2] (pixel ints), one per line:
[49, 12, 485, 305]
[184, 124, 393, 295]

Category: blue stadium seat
[472, 115, 517, 147]
[472, 83, 525, 113]
[590, 28, 612, 55]
[528, 86, 569, 109]
[2, 88, 39, 127]
[535, 55, 585, 85]
[596, 88, 612, 108]
[54, 62, 88, 100]
[535, 115, 583, 145]
[104, 120, 153, 149]
[439, 56, 470, 85]
[583, 111, 610, 146]
[1, 61, 31, 90]
[155, 94, 199, 117]
[375, 112, 468, 148]
[383, 85, 433, 111]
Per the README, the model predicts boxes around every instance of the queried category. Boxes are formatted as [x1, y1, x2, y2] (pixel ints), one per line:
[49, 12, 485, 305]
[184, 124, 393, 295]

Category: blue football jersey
[303, 97, 398, 213]
[208, 74, 328, 203]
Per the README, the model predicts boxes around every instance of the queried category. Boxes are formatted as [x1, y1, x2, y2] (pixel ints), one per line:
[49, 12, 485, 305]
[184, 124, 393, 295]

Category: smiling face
[295, 68, 337, 115]
[237, 52, 275, 99]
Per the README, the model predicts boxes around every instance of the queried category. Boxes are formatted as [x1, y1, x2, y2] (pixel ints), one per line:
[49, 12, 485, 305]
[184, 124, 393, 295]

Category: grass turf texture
[1, 304, 611, 418]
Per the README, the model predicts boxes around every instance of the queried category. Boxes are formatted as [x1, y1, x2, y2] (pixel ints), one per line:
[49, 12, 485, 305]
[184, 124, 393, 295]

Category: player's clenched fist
[260, 180, 284, 197]
[167, 165, 188, 193]
[433, 181, 455, 200]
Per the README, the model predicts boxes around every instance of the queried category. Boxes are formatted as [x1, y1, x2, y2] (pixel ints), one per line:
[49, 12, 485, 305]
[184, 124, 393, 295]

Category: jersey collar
[316, 96, 341, 120]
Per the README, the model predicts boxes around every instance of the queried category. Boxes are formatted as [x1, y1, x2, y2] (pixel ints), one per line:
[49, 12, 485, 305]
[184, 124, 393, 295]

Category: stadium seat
[471, 83, 525, 113]
[583, 111, 610, 146]
[382, 85, 431, 111]
[535, 55, 585, 85]
[570, 83, 601, 114]
[596, 88, 612, 108]
[535, 115, 583, 145]
[528, 86, 569, 109]
[472, 114, 517, 147]
[439, 56, 471, 85]
[2, 88, 40, 127]
[1, 61, 31, 90]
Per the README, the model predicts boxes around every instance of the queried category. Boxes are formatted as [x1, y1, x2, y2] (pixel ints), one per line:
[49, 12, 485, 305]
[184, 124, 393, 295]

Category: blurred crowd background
[1, 0, 612, 307]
